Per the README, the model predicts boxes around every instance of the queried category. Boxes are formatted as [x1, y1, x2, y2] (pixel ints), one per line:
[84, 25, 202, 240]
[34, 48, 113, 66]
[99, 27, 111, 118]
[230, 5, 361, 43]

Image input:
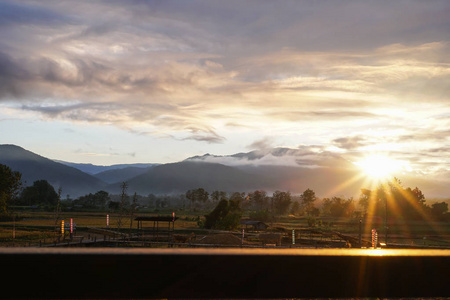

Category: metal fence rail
[1, 248, 449, 299]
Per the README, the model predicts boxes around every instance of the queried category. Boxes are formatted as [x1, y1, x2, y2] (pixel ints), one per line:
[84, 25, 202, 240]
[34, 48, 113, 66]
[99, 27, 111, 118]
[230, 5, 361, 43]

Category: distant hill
[2, 144, 448, 199]
[57, 161, 157, 174]
[183, 149, 450, 198]
[94, 166, 152, 184]
[107, 161, 270, 195]
[237, 164, 367, 198]
[0, 144, 106, 197]
[105, 161, 367, 198]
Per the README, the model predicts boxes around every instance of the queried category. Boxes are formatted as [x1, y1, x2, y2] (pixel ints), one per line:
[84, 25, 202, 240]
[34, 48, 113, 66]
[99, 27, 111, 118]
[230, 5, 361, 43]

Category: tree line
[1, 164, 448, 224]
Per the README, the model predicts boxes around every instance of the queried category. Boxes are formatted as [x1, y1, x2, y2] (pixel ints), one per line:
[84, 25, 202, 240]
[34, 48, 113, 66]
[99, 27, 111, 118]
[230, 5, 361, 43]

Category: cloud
[396, 129, 450, 143]
[74, 149, 119, 157]
[267, 110, 378, 123]
[0, 1, 68, 26]
[0, 0, 449, 164]
[333, 136, 367, 150]
[247, 137, 276, 152]
[428, 147, 450, 153]
[187, 145, 351, 169]
[182, 129, 226, 144]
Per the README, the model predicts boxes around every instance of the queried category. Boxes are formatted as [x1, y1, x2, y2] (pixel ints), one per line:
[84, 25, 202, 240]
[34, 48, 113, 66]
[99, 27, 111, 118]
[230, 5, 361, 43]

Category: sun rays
[355, 154, 407, 182]
[326, 153, 447, 246]
[314, 153, 441, 244]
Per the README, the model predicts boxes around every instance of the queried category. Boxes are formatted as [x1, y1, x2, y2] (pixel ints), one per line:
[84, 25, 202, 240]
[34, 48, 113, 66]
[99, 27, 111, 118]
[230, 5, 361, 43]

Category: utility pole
[117, 182, 128, 231]
[271, 197, 274, 230]
[385, 197, 388, 246]
[359, 218, 362, 248]
[54, 188, 62, 236]
[129, 192, 137, 233]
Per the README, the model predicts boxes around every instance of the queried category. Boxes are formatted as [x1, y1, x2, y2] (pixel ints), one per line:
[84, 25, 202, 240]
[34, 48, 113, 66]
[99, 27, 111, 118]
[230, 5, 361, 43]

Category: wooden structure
[135, 216, 178, 242]
[240, 220, 269, 231]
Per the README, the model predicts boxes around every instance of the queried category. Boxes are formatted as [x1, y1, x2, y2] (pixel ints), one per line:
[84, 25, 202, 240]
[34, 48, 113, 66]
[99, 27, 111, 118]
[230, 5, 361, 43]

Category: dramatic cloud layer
[0, 0, 449, 191]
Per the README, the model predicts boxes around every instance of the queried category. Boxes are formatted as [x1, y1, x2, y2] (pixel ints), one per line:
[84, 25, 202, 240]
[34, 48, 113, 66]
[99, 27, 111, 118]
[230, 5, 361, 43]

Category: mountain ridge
[94, 166, 153, 184]
[56, 161, 158, 175]
[106, 160, 269, 195]
[0, 144, 106, 197]
[1, 144, 449, 199]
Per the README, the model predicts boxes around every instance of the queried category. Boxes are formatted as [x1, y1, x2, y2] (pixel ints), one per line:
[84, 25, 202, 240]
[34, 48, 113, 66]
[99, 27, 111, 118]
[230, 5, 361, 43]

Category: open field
[0, 210, 449, 248]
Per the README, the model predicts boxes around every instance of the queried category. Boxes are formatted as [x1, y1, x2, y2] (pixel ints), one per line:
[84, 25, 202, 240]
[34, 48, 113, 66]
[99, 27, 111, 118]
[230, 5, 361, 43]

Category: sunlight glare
[355, 154, 405, 180]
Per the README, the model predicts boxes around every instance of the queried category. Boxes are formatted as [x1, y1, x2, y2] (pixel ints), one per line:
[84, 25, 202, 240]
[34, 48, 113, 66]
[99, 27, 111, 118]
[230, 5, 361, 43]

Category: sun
[355, 154, 404, 180]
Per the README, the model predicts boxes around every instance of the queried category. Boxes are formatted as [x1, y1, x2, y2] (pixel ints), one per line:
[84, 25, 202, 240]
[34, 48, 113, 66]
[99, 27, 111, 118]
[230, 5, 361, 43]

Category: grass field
[0, 210, 449, 248]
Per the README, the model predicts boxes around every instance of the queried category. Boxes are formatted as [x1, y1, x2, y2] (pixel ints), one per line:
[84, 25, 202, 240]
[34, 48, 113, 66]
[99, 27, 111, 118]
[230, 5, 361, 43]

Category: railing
[0, 248, 448, 299]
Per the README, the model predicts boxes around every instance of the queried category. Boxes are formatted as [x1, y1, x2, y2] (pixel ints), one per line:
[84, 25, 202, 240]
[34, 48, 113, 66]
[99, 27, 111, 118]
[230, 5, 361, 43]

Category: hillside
[94, 166, 152, 184]
[107, 161, 270, 195]
[106, 161, 366, 197]
[57, 161, 157, 174]
[0, 145, 106, 197]
[2, 144, 448, 199]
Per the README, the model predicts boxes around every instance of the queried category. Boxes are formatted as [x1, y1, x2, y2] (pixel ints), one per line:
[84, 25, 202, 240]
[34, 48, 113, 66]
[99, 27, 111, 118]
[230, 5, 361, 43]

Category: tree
[430, 202, 448, 220]
[203, 198, 242, 230]
[358, 189, 372, 215]
[290, 201, 301, 215]
[108, 201, 120, 211]
[117, 182, 128, 230]
[0, 164, 22, 216]
[359, 178, 429, 220]
[147, 193, 157, 207]
[322, 196, 355, 218]
[249, 209, 272, 222]
[73, 190, 111, 209]
[229, 192, 245, 210]
[248, 190, 269, 210]
[411, 187, 426, 207]
[186, 188, 209, 209]
[272, 190, 292, 215]
[300, 188, 317, 216]
[54, 187, 62, 229]
[211, 190, 227, 202]
[94, 190, 110, 209]
[130, 192, 138, 230]
[19, 180, 58, 207]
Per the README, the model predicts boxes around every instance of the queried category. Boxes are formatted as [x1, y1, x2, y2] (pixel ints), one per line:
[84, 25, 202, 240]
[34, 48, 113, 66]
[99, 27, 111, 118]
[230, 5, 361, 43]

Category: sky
[0, 0, 449, 188]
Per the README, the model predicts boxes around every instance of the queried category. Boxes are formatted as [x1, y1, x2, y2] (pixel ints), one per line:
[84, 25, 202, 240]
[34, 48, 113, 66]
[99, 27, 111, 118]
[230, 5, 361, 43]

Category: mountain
[106, 161, 271, 195]
[184, 148, 450, 199]
[185, 147, 355, 169]
[105, 160, 368, 198]
[179, 149, 367, 197]
[236, 164, 365, 197]
[56, 161, 157, 174]
[0, 144, 106, 197]
[2, 144, 448, 199]
[94, 166, 152, 184]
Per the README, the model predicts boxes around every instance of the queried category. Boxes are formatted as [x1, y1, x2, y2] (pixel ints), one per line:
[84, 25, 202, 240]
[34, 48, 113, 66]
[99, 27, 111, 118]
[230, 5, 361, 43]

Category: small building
[135, 216, 179, 242]
[240, 220, 269, 231]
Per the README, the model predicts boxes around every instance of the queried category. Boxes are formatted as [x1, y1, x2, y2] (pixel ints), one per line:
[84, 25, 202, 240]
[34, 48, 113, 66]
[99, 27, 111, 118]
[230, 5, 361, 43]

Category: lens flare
[355, 154, 405, 180]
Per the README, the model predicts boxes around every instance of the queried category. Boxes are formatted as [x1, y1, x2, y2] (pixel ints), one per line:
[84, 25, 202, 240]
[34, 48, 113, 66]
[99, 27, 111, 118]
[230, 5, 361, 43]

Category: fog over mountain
[186, 146, 354, 168]
[183, 149, 365, 197]
[1, 1, 448, 199]
[107, 161, 268, 196]
[1, 144, 449, 199]
[184, 148, 450, 199]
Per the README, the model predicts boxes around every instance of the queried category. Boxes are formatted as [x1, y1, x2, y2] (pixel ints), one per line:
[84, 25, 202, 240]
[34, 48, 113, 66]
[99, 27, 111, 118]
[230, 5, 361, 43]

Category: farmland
[1, 209, 449, 249]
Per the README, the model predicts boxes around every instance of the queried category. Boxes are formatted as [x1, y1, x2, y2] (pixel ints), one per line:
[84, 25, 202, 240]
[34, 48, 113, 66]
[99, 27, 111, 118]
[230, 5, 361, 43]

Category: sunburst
[355, 154, 406, 182]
